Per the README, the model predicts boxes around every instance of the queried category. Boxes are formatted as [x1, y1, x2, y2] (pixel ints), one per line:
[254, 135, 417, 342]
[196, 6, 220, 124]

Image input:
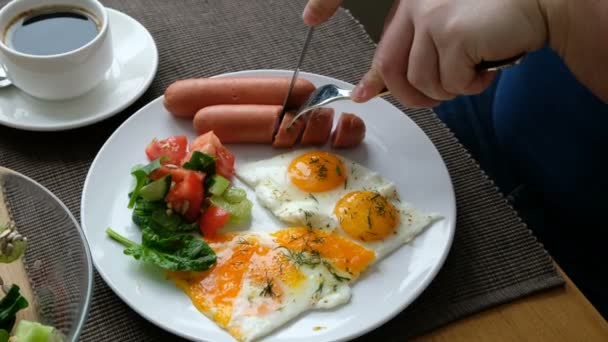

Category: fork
[286, 54, 525, 128]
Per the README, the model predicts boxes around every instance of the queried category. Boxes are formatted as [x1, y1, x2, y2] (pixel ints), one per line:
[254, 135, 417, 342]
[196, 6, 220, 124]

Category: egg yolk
[334, 191, 399, 242]
[288, 151, 346, 192]
[272, 227, 376, 279]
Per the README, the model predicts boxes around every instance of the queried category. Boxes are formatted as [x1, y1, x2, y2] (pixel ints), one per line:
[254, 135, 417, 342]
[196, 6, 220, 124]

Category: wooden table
[415, 266, 608, 341]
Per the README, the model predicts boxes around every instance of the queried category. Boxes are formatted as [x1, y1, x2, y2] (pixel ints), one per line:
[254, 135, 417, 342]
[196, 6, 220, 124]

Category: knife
[280, 26, 315, 118]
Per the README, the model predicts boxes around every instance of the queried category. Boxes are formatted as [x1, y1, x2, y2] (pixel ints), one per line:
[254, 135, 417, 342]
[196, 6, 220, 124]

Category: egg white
[224, 232, 352, 342]
[237, 149, 441, 261]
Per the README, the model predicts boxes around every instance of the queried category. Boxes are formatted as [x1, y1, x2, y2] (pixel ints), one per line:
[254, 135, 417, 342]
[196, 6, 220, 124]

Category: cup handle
[0, 65, 12, 88]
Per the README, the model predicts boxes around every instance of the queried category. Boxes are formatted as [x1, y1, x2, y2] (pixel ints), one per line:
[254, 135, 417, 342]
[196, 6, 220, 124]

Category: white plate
[81, 70, 456, 342]
[0, 8, 158, 131]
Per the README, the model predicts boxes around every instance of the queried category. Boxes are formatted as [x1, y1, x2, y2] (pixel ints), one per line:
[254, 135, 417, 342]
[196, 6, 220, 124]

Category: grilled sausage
[164, 77, 316, 118]
[331, 113, 366, 148]
[193, 105, 282, 144]
[300, 108, 334, 146]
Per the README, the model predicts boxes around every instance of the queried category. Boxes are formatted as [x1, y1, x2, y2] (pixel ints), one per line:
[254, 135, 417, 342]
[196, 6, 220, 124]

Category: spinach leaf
[132, 199, 197, 233]
[128, 158, 164, 209]
[132, 199, 166, 228]
[150, 210, 198, 232]
[0, 285, 29, 332]
[106, 228, 216, 272]
[183, 151, 215, 174]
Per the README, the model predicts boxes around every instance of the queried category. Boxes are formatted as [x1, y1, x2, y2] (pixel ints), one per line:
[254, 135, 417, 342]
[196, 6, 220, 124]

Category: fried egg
[168, 228, 376, 342]
[237, 149, 440, 260]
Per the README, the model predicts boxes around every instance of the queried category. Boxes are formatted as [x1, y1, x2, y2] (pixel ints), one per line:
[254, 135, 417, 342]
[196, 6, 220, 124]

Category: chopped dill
[260, 276, 276, 298]
[309, 193, 318, 203]
[314, 281, 324, 299]
[279, 247, 322, 268]
[336, 166, 342, 176]
[323, 261, 351, 282]
[317, 164, 328, 179]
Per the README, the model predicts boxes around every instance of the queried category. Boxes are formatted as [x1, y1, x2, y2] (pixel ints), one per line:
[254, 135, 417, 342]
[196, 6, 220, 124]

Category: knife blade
[280, 26, 315, 118]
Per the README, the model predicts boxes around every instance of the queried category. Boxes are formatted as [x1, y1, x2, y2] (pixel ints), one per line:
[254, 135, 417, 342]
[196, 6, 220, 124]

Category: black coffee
[5, 6, 99, 56]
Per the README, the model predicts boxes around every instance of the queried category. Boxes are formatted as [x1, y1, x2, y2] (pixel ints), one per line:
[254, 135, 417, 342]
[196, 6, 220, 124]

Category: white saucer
[0, 8, 158, 131]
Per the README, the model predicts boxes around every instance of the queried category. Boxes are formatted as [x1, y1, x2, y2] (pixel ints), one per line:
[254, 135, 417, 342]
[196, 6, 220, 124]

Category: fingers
[437, 45, 497, 95]
[352, 66, 385, 102]
[303, 0, 344, 26]
[463, 70, 497, 95]
[372, 2, 439, 107]
[408, 30, 455, 101]
[383, 0, 401, 33]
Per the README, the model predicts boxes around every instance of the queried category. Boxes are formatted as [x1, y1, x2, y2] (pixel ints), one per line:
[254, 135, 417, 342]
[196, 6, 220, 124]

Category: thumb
[303, 0, 344, 26]
[352, 65, 386, 103]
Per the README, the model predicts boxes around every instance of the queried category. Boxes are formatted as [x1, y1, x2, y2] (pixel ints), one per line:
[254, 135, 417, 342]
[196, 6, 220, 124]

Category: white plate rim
[81, 69, 456, 341]
[0, 8, 159, 132]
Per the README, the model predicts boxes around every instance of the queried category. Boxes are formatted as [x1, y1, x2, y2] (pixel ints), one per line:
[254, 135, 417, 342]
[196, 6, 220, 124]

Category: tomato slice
[185, 132, 235, 179]
[145, 136, 188, 165]
[199, 206, 230, 237]
[165, 170, 205, 222]
[149, 166, 204, 183]
[214, 145, 236, 180]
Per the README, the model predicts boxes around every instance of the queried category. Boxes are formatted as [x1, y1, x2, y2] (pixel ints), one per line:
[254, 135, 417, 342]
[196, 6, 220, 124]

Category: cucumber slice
[14, 320, 55, 342]
[139, 175, 172, 201]
[210, 196, 252, 223]
[208, 175, 230, 196]
[0, 239, 26, 263]
[223, 187, 247, 204]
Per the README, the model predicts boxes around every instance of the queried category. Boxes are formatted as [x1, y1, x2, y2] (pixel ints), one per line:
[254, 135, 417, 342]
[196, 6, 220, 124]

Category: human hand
[351, 0, 548, 107]
[302, 0, 343, 26]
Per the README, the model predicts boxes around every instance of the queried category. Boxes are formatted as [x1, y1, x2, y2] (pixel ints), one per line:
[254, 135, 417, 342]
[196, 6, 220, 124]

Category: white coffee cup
[0, 0, 113, 100]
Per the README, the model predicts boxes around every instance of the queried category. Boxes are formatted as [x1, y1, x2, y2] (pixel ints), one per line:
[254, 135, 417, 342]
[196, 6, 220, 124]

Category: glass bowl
[0, 166, 93, 341]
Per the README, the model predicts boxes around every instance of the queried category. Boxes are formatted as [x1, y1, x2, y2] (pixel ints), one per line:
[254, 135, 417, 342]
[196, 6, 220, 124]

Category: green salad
[107, 133, 253, 272]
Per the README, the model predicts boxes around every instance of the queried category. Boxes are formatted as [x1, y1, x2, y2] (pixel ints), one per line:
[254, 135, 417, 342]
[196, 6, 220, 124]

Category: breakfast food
[272, 112, 306, 148]
[168, 228, 375, 342]
[163, 77, 368, 148]
[300, 108, 335, 146]
[104, 77, 438, 342]
[331, 113, 366, 148]
[164, 77, 316, 118]
[161, 149, 439, 341]
[193, 105, 283, 143]
[107, 132, 253, 272]
[1, 225, 62, 342]
[237, 149, 439, 260]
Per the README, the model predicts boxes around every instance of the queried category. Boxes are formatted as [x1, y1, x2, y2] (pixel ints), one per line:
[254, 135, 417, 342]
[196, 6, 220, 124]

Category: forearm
[539, 0, 608, 102]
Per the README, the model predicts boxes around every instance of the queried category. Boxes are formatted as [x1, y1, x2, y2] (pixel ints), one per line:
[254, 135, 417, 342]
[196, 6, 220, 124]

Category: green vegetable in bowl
[0, 285, 29, 338]
[0, 329, 8, 342]
[106, 228, 216, 272]
[0, 224, 27, 264]
[13, 320, 56, 342]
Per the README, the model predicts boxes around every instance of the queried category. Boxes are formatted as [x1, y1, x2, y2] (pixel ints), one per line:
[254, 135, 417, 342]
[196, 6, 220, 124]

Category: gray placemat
[0, 0, 564, 341]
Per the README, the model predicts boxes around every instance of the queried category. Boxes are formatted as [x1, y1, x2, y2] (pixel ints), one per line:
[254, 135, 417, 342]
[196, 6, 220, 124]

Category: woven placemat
[0, 0, 564, 340]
